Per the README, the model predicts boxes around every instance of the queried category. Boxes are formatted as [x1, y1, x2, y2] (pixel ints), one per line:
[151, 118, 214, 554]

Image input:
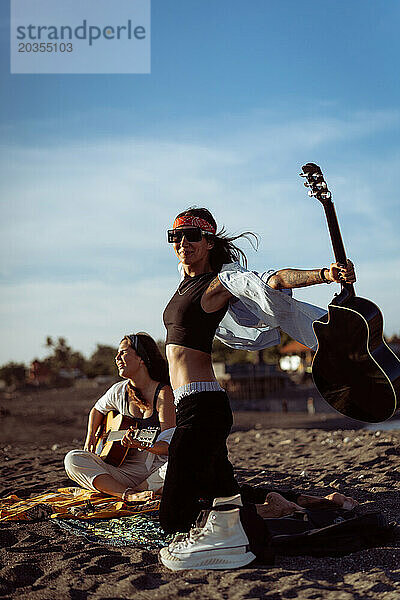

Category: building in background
[214, 361, 292, 402]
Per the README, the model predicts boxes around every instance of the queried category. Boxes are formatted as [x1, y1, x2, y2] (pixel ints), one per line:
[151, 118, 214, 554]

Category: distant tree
[212, 340, 257, 365]
[387, 334, 400, 358]
[212, 331, 294, 366]
[387, 334, 400, 344]
[260, 331, 293, 364]
[0, 362, 27, 387]
[85, 344, 118, 378]
[43, 336, 86, 372]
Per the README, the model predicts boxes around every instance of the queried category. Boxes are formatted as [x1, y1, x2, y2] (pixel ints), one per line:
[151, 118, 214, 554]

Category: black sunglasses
[167, 227, 204, 243]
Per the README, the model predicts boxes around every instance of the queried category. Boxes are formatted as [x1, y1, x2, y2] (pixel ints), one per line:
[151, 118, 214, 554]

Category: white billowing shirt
[173, 261, 326, 351]
[215, 262, 327, 350]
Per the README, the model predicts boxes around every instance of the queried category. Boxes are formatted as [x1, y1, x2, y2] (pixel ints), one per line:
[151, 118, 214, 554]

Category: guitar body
[312, 294, 400, 422]
[95, 412, 160, 467]
[300, 162, 400, 423]
[95, 412, 136, 467]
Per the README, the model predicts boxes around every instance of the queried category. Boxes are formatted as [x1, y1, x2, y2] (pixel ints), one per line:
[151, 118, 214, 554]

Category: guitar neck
[106, 427, 159, 444]
[107, 429, 138, 442]
[323, 201, 354, 295]
[300, 163, 355, 298]
[323, 201, 347, 264]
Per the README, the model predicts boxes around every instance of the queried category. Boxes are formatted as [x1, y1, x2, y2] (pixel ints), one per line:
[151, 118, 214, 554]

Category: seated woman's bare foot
[123, 490, 154, 503]
[324, 492, 358, 510]
[296, 494, 331, 508]
[296, 492, 358, 510]
[256, 492, 305, 519]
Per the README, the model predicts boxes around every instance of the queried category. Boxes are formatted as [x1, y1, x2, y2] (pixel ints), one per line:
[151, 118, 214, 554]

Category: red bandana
[172, 215, 216, 234]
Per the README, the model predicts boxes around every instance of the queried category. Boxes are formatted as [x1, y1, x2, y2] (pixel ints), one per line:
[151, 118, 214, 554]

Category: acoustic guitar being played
[300, 163, 400, 423]
[94, 411, 159, 467]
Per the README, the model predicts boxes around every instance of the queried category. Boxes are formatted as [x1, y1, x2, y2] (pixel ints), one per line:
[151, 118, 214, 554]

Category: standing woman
[159, 208, 356, 536]
[64, 333, 175, 501]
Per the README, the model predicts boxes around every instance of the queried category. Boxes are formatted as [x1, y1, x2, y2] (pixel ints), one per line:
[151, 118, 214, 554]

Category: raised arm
[267, 259, 356, 290]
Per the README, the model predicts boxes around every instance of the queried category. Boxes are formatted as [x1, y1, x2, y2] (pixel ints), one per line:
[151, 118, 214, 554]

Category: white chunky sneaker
[213, 493, 243, 508]
[159, 495, 255, 571]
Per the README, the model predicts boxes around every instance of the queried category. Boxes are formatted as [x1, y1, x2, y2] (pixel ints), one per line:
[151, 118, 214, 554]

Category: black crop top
[163, 272, 228, 354]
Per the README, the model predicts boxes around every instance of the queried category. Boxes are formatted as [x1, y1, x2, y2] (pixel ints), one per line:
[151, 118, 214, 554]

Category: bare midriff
[166, 344, 217, 390]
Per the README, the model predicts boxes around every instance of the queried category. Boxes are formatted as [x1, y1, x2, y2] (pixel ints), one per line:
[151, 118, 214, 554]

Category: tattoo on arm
[275, 269, 324, 289]
[202, 276, 233, 312]
[206, 277, 221, 293]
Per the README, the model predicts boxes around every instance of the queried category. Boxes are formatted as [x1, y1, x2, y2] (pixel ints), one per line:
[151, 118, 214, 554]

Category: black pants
[159, 391, 239, 534]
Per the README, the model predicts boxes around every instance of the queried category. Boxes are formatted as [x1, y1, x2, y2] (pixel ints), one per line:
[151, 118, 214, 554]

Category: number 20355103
[18, 42, 73, 52]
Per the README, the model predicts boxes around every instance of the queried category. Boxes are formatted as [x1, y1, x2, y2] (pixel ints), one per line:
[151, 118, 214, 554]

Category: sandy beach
[1, 385, 399, 599]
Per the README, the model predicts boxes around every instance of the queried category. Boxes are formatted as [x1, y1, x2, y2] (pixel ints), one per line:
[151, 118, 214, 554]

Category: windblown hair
[175, 207, 258, 272]
[123, 332, 169, 411]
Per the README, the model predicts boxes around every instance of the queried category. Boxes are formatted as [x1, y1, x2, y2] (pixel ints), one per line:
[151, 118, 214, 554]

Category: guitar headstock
[300, 163, 332, 206]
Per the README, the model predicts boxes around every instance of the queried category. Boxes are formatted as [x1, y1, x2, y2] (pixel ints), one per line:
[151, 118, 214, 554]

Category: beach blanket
[0, 487, 172, 550]
[0, 487, 160, 521]
[55, 512, 171, 549]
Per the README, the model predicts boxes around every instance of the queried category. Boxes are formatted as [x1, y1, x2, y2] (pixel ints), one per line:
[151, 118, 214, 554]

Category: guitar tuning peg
[299, 172, 307, 177]
[303, 181, 310, 187]
[307, 190, 315, 197]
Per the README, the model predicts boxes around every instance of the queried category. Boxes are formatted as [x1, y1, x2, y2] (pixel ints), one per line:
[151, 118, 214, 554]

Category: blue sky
[1, 0, 399, 364]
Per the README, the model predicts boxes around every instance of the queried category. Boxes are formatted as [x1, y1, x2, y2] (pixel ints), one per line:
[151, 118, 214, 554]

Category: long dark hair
[175, 207, 258, 272]
[123, 332, 169, 411]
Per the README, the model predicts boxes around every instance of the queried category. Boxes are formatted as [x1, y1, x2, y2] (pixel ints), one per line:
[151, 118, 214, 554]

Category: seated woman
[64, 333, 176, 502]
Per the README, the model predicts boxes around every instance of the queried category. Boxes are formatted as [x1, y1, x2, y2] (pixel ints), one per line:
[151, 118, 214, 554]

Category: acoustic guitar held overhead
[300, 162, 400, 423]
[95, 411, 159, 467]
